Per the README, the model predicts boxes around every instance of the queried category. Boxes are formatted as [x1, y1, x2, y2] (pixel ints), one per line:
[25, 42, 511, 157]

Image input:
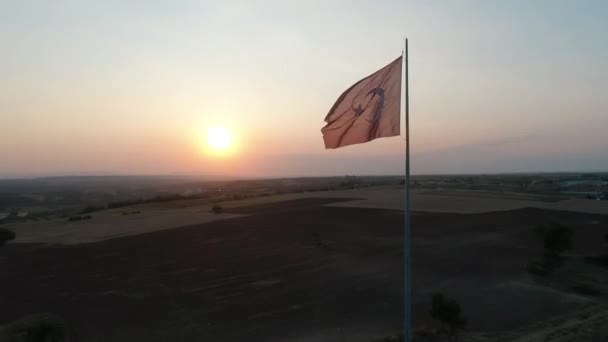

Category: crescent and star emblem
[352, 87, 385, 123]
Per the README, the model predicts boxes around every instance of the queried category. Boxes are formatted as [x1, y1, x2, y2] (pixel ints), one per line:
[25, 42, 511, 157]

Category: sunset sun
[206, 126, 234, 153]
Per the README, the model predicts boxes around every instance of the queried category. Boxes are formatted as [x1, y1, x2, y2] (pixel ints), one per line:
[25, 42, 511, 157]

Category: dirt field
[325, 188, 608, 214]
[1, 197, 607, 341]
[7, 208, 244, 245]
[7, 187, 608, 245]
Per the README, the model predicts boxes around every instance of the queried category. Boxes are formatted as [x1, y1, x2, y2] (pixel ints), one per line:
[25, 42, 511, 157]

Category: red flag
[322, 56, 402, 149]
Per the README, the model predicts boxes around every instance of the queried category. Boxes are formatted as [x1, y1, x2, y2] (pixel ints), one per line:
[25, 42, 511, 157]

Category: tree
[429, 292, 467, 340]
[0, 227, 16, 246]
[212, 204, 223, 214]
[541, 223, 573, 257]
[529, 223, 574, 276]
[528, 223, 574, 280]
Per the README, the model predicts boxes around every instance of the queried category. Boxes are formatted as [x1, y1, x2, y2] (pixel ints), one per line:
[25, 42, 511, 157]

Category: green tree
[0, 227, 16, 246]
[429, 292, 467, 340]
[530, 223, 574, 276]
[541, 223, 573, 257]
[212, 204, 223, 214]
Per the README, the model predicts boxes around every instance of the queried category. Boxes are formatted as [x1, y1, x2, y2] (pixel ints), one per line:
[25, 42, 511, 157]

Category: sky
[1, 0, 607, 178]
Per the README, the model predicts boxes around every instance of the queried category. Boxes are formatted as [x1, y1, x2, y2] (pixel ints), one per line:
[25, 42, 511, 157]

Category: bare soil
[1, 198, 607, 341]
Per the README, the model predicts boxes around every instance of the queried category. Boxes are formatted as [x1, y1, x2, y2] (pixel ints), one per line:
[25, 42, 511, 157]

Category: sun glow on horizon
[205, 126, 235, 156]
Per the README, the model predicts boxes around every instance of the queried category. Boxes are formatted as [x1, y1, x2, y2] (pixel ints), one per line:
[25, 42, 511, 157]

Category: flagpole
[404, 37, 412, 342]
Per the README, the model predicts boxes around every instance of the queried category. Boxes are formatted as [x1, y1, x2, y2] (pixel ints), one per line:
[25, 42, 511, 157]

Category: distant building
[560, 180, 608, 187]
[0, 212, 9, 220]
[16, 211, 28, 218]
[563, 191, 602, 199]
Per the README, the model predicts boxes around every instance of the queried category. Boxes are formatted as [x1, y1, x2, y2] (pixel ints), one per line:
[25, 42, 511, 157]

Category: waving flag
[321, 56, 402, 149]
[319, 41, 412, 342]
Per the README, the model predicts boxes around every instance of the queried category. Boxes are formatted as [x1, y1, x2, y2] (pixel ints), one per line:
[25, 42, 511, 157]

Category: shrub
[529, 223, 573, 278]
[0, 313, 68, 342]
[67, 215, 92, 222]
[542, 223, 573, 257]
[569, 282, 602, 296]
[80, 205, 104, 214]
[212, 204, 223, 214]
[527, 254, 563, 276]
[429, 292, 467, 340]
[536, 223, 573, 257]
[371, 333, 402, 342]
[0, 227, 16, 246]
[584, 254, 608, 267]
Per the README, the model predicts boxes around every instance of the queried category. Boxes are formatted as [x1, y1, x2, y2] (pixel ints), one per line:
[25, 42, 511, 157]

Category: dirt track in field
[1, 198, 607, 341]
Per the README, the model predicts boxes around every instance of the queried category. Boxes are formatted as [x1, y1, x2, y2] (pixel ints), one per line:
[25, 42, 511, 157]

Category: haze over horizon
[2, 1, 608, 178]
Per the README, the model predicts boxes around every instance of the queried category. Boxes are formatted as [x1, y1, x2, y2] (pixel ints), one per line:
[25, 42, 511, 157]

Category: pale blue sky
[1, 0, 607, 177]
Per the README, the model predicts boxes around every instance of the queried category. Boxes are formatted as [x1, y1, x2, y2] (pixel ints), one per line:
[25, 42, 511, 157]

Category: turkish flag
[322, 56, 402, 149]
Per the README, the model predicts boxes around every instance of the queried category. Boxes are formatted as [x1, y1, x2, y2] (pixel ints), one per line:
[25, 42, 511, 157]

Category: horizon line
[1, 170, 607, 181]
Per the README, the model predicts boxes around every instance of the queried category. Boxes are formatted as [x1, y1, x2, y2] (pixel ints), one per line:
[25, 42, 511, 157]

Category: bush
[80, 205, 104, 214]
[429, 292, 467, 340]
[569, 282, 602, 296]
[67, 215, 92, 222]
[371, 334, 402, 342]
[544, 224, 573, 256]
[584, 254, 608, 267]
[536, 223, 573, 257]
[0, 227, 16, 246]
[212, 204, 223, 214]
[527, 254, 563, 276]
[0, 313, 68, 342]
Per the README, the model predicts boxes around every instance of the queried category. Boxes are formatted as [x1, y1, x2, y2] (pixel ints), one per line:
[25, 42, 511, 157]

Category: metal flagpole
[404, 37, 412, 342]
